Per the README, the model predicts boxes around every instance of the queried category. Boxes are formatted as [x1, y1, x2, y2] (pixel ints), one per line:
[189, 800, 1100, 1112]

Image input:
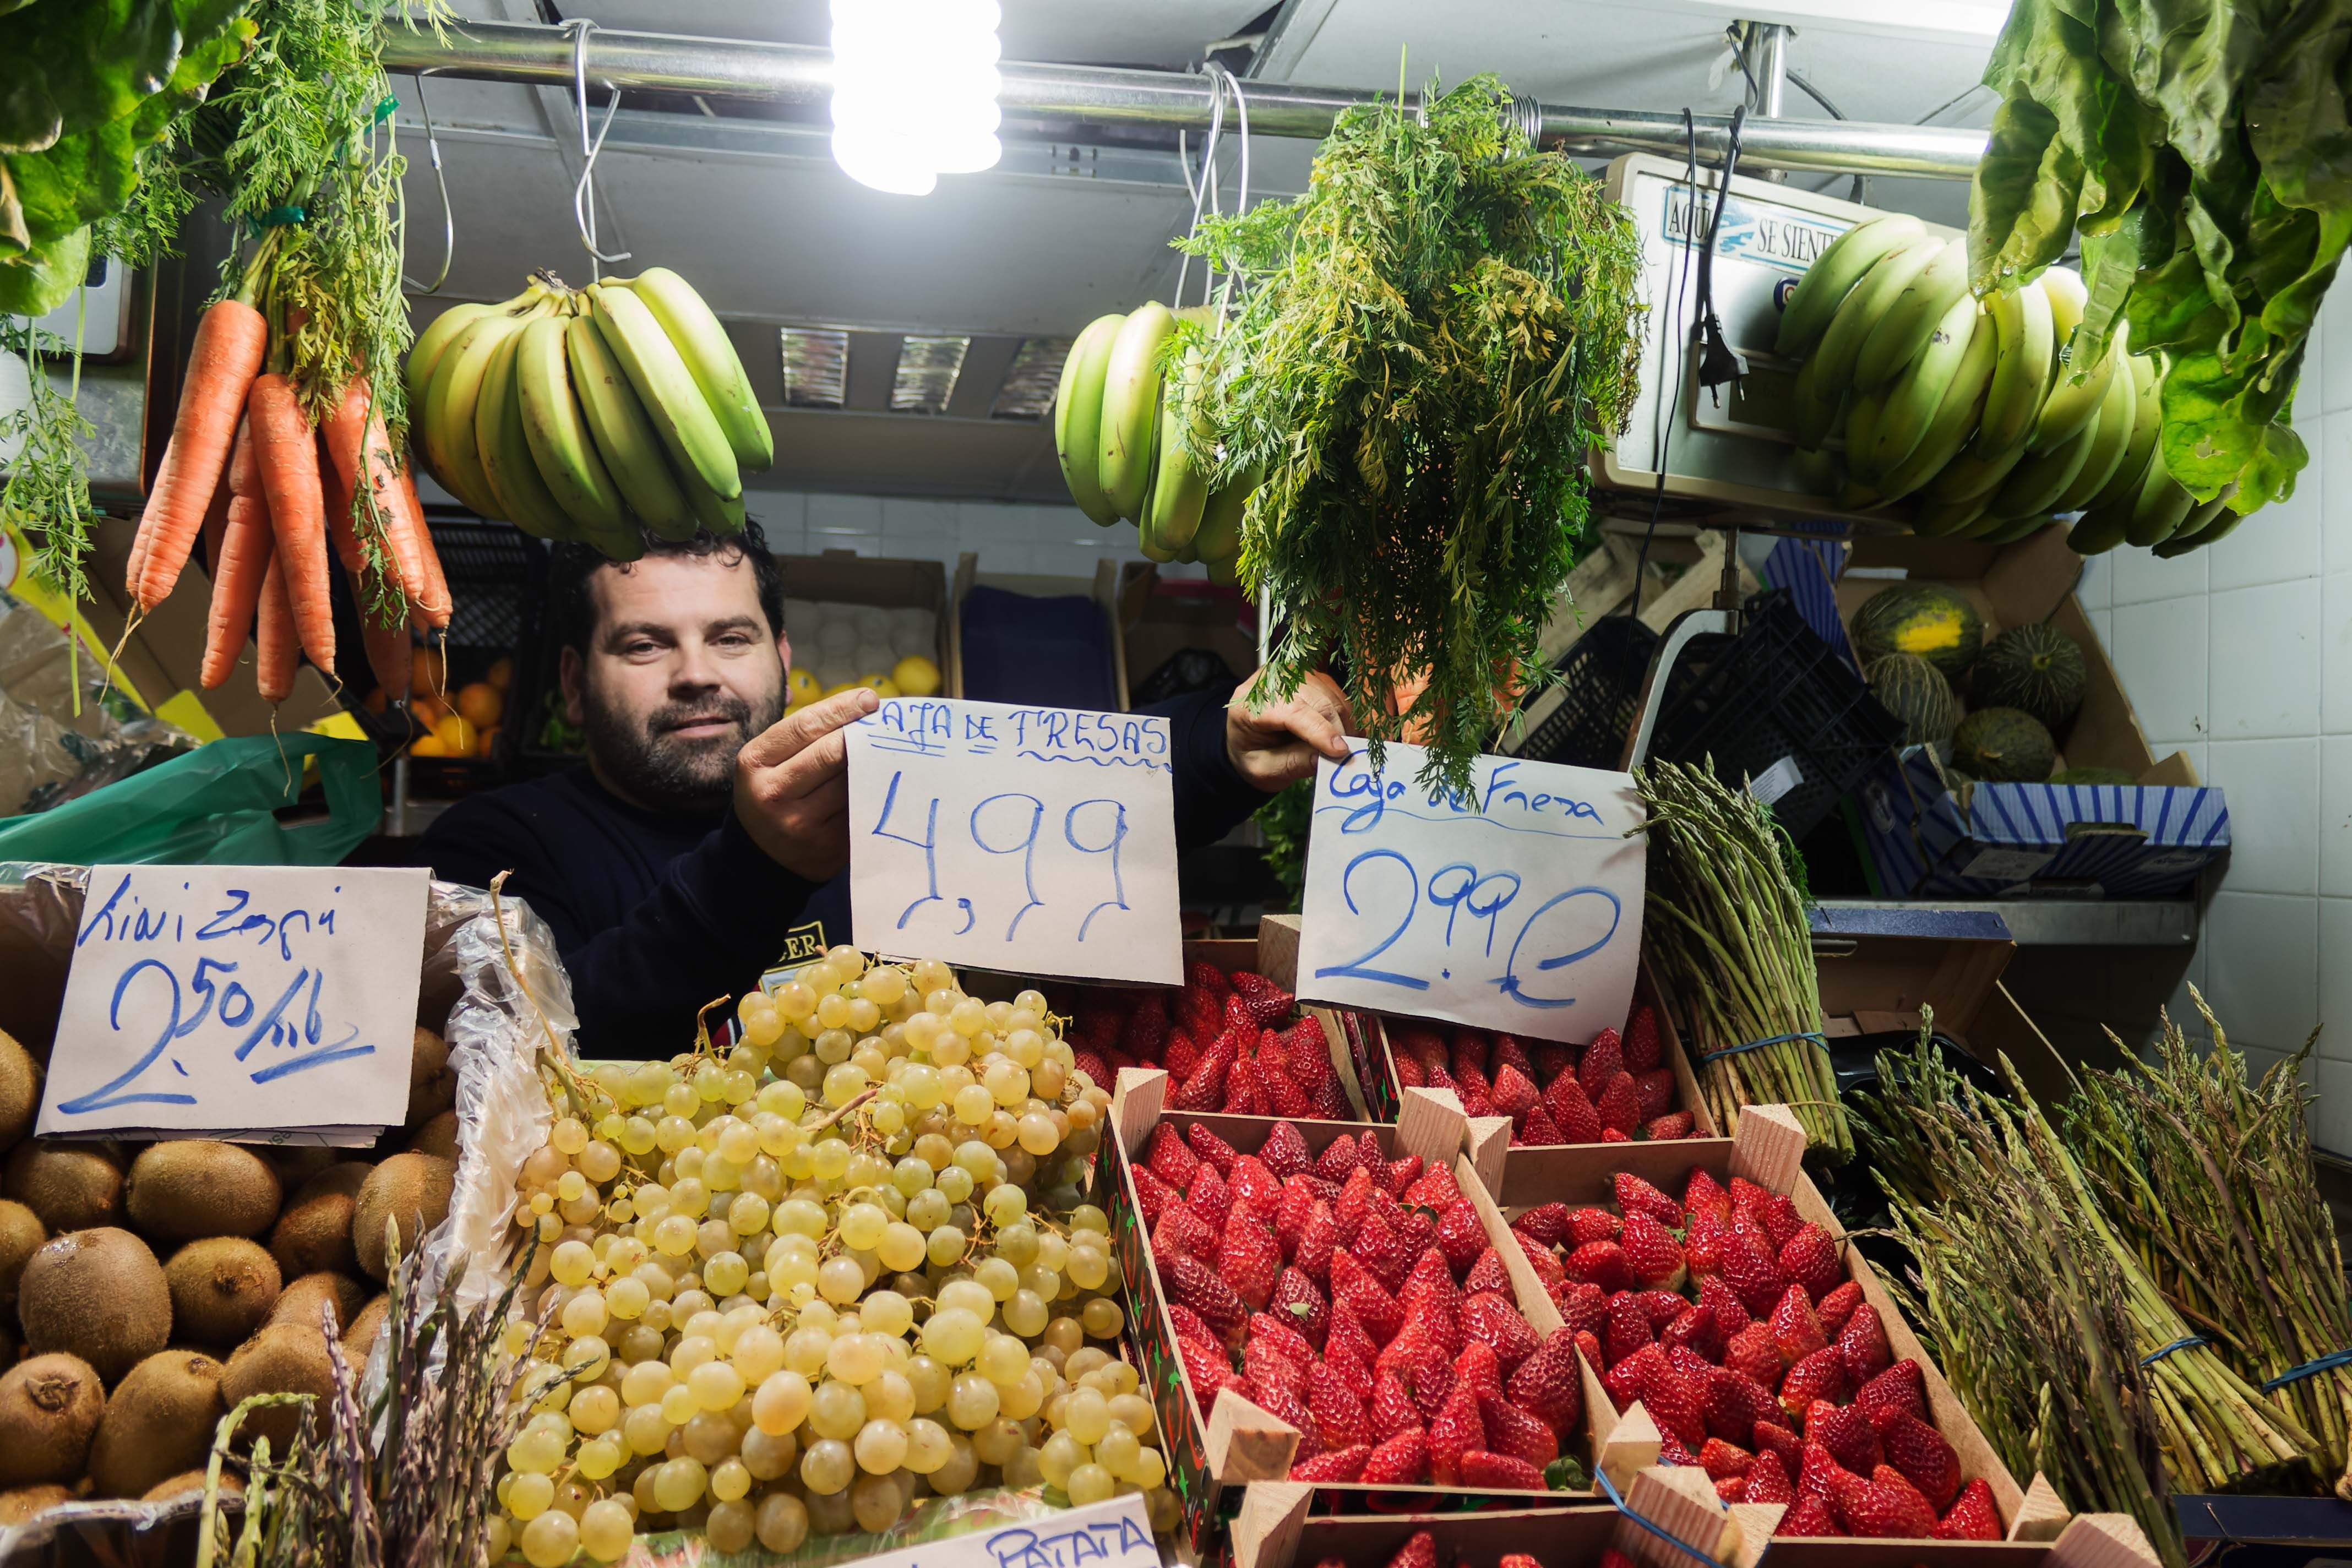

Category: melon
[1972, 623, 2087, 727]
[1850, 584, 1983, 678]
[1952, 708, 2056, 782]
[1864, 652, 1961, 746]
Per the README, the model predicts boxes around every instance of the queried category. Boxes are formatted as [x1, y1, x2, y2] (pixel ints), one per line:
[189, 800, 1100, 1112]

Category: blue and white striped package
[1856, 747, 2228, 899]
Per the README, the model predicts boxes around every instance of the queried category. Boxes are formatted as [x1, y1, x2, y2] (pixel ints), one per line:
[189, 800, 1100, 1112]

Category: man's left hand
[1226, 668, 1355, 791]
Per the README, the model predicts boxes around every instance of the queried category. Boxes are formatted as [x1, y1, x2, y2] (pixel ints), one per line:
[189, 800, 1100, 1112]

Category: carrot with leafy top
[398, 462, 451, 631]
[254, 548, 297, 703]
[202, 496, 276, 690]
[244, 372, 335, 673]
[130, 295, 269, 610]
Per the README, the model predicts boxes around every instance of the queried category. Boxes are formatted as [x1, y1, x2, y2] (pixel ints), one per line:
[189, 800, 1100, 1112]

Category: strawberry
[1643, 1112, 1695, 1141]
[1699, 1437, 1754, 1481]
[1682, 1213, 1727, 1278]
[1285, 1017, 1333, 1087]
[1658, 1432, 1698, 1466]
[1798, 1440, 1855, 1506]
[1167, 1302, 1219, 1347]
[1401, 1297, 1460, 1363]
[1330, 1251, 1403, 1343]
[1177, 1335, 1243, 1402]
[1358, 1130, 1386, 1168]
[1315, 1135, 1363, 1185]
[1231, 1156, 1284, 1222]
[1244, 1337, 1309, 1402]
[1390, 1200, 1439, 1262]
[1614, 1172, 1685, 1226]
[1683, 1169, 1732, 1223]
[1770, 1284, 1829, 1367]
[1698, 1275, 1752, 1335]
[1721, 1232, 1791, 1317]
[1722, 1322, 1781, 1387]
[1123, 994, 1170, 1059]
[1460, 1450, 1547, 1490]
[1350, 1212, 1416, 1296]
[1565, 1240, 1635, 1295]
[1155, 1205, 1221, 1268]
[1839, 1303, 1894, 1386]
[1634, 1069, 1678, 1121]
[1625, 1006, 1662, 1072]
[1843, 1464, 1939, 1539]
[1166, 1250, 1251, 1344]
[1225, 1053, 1261, 1115]
[1777, 1495, 1845, 1537]
[1250, 1312, 1321, 1372]
[1521, 1243, 1567, 1291]
[1620, 1211, 1687, 1289]
[1454, 1062, 1495, 1118]
[1185, 1120, 1242, 1176]
[1935, 1478, 2002, 1540]
[1293, 1202, 1341, 1286]
[1254, 1379, 1322, 1456]
[1855, 1360, 1929, 1422]
[1369, 1369, 1423, 1440]
[1327, 1298, 1379, 1377]
[1814, 1280, 1864, 1338]
[1759, 1194, 1803, 1250]
[1596, 1072, 1642, 1135]
[1452, 1340, 1505, 1407]
[1603, 1291, 1656, 1364]
[1428, 1381, 1486, 1485]
[1256, 1027, 1292, 1081]
[1187, 959, 1232, 996]
[1728, 1177, 1772, 1221]
[1807, 1398, 1883, 1476]
[1603, 1342, 1661, 1411]
[1705, 1365, 1781, 1445]
[1780, 1347, 1849, 1421]
[1714, 1476, 1750, 1502]
[1229, 968, 1294, 1022]
[1543, 1075, 1604, 1142]
[1574, 1329, 1604, 1371]
[1437, 1201, 1488, 1274]
[1460, 1292, 1540, 1373]
[1275, 1180, 1319, 1259]
[1400, 1245, 1458, 1310]
[1532, 1043, 1577, 1082]
[1188, 1164, 1233, 1232]
[1159, 1027, 1200, 1081]
[1660, 1302, 1725, 1364]
[1144, 1124, 1200, 1190]
[1602, 1129, 1631, 1144]
[1425, 1061, 1460, 1099]
[1400, 1161, 1460, 1208]
[1392, 1052, 1428, 1090]
[1288, 1443, 1370, 1483]
[1642, 1362, 1710, 1449]
[1384, 1532, 1437, 1568]
[1312, 1072, 1352, 1120]
[1305, 1360, 1371, 1452]
[1554, 1281, 1609, 1341]
[1779, 1223, 1842, 1304]
[1129, 1163, 1178, 1227]
[1741, 1447, 1794, 1504]
[1508, 1202, 1566, 1249]
[1870, 1404, 1961, 1510]
[1751, 1420, 1803, 1468]
[1463, 1249, 1514, 1296]
[1334, 1166, 1378, 1244]
[1566, 1206, 1624, 1247]
[1578, 1027, 1624, 1097]
[1264, 1066, 1316, 1119]
[1518, 1104, 1569, 1146]
[1507, 1328, 1586, 1434]
[1170, 1039, 1232, 1111]
[1360, 1428, 1430, 1484]
[1384, 1156, 1424, 1197]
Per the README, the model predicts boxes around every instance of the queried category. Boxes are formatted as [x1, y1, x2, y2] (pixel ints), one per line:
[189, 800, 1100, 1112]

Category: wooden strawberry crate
[1232, 1468, 1713, 1568]
[1097, 1071, 1614, 1565]
[1467, 1106, 2041, 1547]
[1354, 963, 1724, 1192]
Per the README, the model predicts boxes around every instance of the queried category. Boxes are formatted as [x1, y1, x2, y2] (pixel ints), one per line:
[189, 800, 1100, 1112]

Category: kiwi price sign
[39, 865, 431, 1143]
[845, 698, 1184, 987]
[1294, 742, 1649, 1044]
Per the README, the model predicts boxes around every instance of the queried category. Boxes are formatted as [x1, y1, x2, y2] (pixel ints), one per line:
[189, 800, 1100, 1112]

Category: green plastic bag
[0, 733, 379, 866]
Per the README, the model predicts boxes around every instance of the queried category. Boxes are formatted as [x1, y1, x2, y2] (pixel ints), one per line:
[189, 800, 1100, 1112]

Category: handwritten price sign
[846, 698, 1182, 985]
[37, 865, 429, 1142]
[829, 1493, 1155, 1568]
[1296, 743, 1647, 1044]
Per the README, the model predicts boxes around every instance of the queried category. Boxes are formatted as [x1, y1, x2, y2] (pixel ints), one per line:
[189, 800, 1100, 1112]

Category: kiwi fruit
[220, 1323, 335, 1451]
[407, 1110, 459, 1161]
[269, 1272, 366, 1338]
[143, 1469, 241, 1504]
[164, 1239, 281, 1349]
[0, 1030, 39, 1153]
[3, 1143, 123, 1233]
[268, 1162, 371, 1279]
[0, 1353, 103, 1486]
[0, 1200, 45, 1309]
[260, 1146, 340, 1188]
[345, 1294, 390, 1359]
[19, 1228, 170, 1384]
[408, 1027, 456, 1125]
[125, 1142, 282, 1241]
[0, 1484, 75, 1523]
[88, 1351, 224, 1498]
[351, 1152, 455, 1281]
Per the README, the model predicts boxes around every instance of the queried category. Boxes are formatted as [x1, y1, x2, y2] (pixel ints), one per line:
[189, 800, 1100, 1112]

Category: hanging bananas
[1778, 221, 2223, 556]
[406, 269, 772, 559]
[1052, 302, 1257, 581]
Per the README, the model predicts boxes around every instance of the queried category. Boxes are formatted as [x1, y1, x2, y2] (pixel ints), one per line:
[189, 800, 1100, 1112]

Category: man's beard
[579, 682, 784, 814]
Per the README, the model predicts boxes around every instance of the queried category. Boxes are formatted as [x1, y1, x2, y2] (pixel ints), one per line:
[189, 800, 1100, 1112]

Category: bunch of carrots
[127, 235, 450, 706]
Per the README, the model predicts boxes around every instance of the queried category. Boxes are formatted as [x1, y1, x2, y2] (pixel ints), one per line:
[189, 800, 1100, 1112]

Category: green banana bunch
[406, 268, 774, 561]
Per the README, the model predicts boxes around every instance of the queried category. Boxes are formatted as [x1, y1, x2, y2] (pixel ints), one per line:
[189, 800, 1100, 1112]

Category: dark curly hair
[545, 520, 787, 656]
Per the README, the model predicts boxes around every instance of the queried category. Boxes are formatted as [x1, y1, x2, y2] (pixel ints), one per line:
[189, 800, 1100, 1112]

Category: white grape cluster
[486, 947, 1179, 1566]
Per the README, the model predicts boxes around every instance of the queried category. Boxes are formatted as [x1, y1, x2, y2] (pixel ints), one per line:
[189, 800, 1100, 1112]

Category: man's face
[562, 551, 788, 814]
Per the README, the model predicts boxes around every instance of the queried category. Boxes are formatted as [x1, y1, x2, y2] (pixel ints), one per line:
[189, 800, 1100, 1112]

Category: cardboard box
[778, 549, 964, 698]
[1113, 564, 1259, 713]
[1098, 1073, 1610, 1564]
[1475, 1106, 2032, 1543]
[1806, 923, 2070, 1101]
[1351, 966, 1726, 1210]
[1828, 528, 2223, 899]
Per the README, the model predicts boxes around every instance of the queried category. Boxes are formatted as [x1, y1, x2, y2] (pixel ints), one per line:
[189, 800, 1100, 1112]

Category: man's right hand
[733, 688, 880, 881]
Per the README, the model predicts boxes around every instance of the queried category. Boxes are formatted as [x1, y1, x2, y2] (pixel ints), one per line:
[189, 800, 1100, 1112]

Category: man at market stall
[412, 521, 1353, 1057]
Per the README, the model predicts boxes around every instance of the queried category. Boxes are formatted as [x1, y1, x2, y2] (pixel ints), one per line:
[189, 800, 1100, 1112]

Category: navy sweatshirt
[412, 684, 1261, 1058]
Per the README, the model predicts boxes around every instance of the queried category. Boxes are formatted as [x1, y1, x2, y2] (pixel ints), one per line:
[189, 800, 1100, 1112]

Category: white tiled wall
[748, 489, 1206, 582]
[2085, 294, 2350, 1142]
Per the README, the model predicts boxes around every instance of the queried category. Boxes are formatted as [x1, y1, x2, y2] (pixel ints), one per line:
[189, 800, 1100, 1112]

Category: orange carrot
[352, 559, 413, 700]
[255, 548, 297, 703]
[319, 379, 370, 576]
[202, 495, 275, 690]
[398, 462, 453, 630]
[228, 415, 257, 498]
[199, 480, 232, 578]
[246, 373, 336, 673]
[132, 298, 268, 610]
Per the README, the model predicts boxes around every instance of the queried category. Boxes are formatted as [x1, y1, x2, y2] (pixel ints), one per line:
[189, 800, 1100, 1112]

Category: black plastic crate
[1509, 614, 1660, 771]
[1645, 589, 1904, 839]
[402, 514, 551, 795]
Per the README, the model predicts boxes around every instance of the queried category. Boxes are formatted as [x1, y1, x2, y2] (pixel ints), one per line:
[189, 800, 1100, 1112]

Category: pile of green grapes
[485, 948, 1177, 1565]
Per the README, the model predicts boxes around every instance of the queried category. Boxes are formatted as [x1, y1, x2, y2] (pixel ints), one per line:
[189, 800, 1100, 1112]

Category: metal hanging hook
[564, 18, 632, 266]
[397, 72, 454, 294]
[1173, 63, 1251, 314]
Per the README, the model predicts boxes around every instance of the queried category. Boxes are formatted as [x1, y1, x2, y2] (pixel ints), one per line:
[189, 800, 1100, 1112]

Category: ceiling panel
[564, 1, 1269, 69]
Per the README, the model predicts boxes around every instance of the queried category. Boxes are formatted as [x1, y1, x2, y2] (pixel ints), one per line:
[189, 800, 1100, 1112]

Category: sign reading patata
[1296, 743, 1647, 1043]
[846, 698, 1182, 986]
[822, 1494, 1155, 1568]
[40, 865, 429, 1141]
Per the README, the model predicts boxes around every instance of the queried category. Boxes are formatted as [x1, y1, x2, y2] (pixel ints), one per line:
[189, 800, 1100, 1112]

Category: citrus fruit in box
[788, 668, 820, 703]
[486, 655, 515, 692]
[434, 714, 478, 754]
[455, 682, 504, 728]
[892, 654, 941, 697]
[410, 645, 445, 694]
[409, 734, 449, 757]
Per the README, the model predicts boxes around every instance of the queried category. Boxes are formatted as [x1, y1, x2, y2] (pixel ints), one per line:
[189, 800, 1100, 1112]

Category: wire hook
[396, 72, 454, 294]
[1173, 63, 1251, 314]
[564, 18, 632, 266]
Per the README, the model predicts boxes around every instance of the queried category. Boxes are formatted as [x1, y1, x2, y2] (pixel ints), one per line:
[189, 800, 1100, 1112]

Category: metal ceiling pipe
[376, 17, 1988, 181]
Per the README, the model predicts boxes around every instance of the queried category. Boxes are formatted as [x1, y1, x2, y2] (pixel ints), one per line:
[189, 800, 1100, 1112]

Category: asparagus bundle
[1860, 1028, 2317, 1510]
[1635, 761, 1850, 1158]
[2068, 992, 2352, 1500]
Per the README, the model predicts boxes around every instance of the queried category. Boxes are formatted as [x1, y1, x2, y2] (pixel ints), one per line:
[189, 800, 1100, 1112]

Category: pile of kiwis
[0, 1022, 462, 1527]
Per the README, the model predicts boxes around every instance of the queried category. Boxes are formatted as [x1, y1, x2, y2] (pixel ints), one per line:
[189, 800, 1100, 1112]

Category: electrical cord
[1692, 104, 1749, 393]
